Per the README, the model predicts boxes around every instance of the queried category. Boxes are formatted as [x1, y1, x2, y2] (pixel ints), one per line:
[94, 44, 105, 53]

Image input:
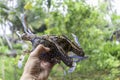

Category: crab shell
[21, 33, 85, 67]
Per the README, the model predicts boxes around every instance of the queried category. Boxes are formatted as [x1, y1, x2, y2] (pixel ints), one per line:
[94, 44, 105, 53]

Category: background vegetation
[0, 0, 120, 80]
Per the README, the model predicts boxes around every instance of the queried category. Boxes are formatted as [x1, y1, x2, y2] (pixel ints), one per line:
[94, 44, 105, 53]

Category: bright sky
[114, 0, 120, 15]
[0, 21, 12, 36]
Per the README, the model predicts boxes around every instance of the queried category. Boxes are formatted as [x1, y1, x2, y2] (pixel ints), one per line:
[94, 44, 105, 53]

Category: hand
[20, 45, 55, 80]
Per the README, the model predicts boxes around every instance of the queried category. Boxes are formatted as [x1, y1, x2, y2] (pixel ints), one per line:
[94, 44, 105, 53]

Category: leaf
[24, 2, 32, 10]
[0, 2, 9, 10]
[111, 68, 120, 74]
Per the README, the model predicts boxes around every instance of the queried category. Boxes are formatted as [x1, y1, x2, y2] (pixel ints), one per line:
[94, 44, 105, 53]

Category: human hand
[20, 45, 55, 80]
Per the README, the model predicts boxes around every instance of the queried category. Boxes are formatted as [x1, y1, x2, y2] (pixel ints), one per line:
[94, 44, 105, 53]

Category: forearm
[20, 71, 50, 80]
[20, 59, 38, 80]
[20, 62, 51, 80]
[38, 70, 50, 80]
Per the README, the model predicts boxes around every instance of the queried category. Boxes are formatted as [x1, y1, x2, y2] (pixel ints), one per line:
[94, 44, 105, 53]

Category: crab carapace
[21, 33, 85, 67]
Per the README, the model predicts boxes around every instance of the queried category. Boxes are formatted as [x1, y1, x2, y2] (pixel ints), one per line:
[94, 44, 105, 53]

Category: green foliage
[0, 2, 9, 20]
[0, 46, 9, 54]
[0, 56, 22, 80]
[0, 0, 120, 80]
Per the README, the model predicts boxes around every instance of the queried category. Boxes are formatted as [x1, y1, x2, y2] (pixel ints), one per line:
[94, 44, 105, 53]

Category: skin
[20, 45, 55, 80]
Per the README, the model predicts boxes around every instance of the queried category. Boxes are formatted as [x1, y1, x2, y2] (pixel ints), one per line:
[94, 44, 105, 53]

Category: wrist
[20, 72, 37, 80]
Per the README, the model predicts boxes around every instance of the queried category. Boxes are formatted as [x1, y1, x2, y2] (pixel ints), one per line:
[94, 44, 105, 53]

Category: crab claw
[68, 62, 76, 73]
[68, 55, 88, 73]
[70, 55, 88, 62]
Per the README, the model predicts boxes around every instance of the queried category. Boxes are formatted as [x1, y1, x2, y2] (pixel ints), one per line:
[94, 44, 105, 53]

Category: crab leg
[61, 35, 85, 57]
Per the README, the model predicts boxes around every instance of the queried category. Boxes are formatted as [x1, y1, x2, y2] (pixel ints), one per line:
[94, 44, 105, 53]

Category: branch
[20, 13, 33, 34]
[1, 23, 13, 49]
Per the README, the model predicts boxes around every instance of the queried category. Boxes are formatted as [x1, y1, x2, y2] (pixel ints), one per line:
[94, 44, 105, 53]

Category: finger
[40, 60, 55, 70]
[35, 45, 50, 53]
[30, 44, 50, 57]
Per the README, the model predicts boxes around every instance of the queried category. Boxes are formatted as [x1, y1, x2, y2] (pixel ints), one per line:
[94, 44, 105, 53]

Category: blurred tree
[0, 0, 120, 80]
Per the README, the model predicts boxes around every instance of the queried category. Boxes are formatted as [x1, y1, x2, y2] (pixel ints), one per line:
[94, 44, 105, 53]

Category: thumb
[30, 45, 50, 57]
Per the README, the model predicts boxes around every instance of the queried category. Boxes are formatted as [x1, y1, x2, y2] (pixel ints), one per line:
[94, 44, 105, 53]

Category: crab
[20, 33, 85, 68]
